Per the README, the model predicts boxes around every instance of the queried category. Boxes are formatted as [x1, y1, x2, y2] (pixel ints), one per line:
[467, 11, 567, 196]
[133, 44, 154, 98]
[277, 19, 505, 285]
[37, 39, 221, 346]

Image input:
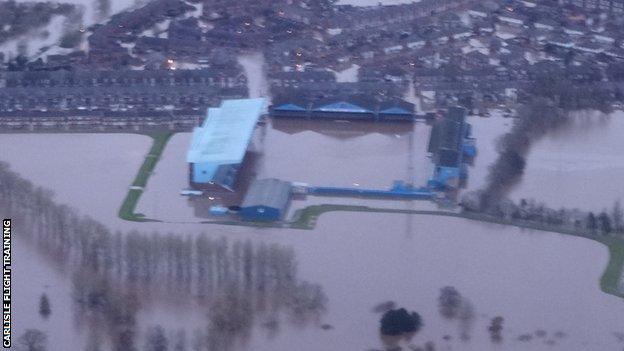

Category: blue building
[311, 96, 377, 120]
[270, 95, 415, 122]
[240, 178, 292, 221]
[378, 100, 416, 121]
[427, 107, 475, 189]
[186, 98, 266, 191]
[270, 95, 310, 118]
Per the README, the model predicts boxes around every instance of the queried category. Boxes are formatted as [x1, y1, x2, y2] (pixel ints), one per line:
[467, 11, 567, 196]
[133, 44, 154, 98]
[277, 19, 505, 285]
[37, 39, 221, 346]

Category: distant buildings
[559, 0, 624, 14]
[325, 0, 476, 31]
[0, 69, 247, 115]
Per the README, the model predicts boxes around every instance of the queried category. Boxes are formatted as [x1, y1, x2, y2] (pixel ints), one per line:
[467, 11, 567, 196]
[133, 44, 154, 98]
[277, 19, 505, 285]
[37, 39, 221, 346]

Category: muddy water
[10, 210, 624, 351]
[254, 213, 623, 351]
[0, 133, 151, 228]
[238, 52, 270, 101]
[136, 119, 430, 222]
[509, 112, 624, 211]
[2, 111, 624, 350]
[13, 236, 90, 350]
[465, 113, 514, 192]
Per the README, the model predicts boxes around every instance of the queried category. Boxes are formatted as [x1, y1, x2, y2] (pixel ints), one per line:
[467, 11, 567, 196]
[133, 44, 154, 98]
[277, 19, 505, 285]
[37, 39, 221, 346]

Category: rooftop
[187, 98, 266, 166]
[241, 178, 292, 210]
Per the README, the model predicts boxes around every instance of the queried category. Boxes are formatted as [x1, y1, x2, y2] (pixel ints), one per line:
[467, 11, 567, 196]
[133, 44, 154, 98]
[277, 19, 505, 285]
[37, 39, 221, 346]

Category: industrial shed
[186, 98, 265, 191]
[270, 94, 415, 121]
[427, 107, 472, 189]
[240, 178, 292, 221]
[378, 100, 415, 121]
[270, 95, 310, 118]
[312, 96, 377, 120]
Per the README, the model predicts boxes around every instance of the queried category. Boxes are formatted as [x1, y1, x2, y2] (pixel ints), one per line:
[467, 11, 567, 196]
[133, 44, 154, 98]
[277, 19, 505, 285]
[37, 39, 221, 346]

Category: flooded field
[509, 112, 624, 211]
[11, 206, 624, 351]
[136, 119, 431, 222]
[0, 133, 150, 229]
[2, 110, 624, 350]
[465, 114, 514, 192]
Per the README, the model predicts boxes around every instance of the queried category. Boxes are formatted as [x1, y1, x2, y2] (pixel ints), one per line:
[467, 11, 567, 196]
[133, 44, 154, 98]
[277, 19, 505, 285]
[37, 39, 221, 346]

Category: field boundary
[289, 204, 624, 299]
[118, 132, 174, 222]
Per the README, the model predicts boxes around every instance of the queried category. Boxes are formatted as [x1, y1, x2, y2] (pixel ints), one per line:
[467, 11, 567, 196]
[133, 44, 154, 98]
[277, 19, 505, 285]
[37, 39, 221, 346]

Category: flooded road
[2, 111, 624, 350]
[238, 52, 270, 101]
[3, 0, 138, 57]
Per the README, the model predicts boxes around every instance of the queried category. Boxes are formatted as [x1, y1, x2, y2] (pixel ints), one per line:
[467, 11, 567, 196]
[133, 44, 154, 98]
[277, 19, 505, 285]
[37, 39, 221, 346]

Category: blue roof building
[270, 95, 415, 121]
[311, 96, 376, 120]
[240, 178, 292, 222]
[427, 107, 474, 190]
[270, 95, 310, 118]
[187, 98, 266, 190]
[378, 100, 416, 121]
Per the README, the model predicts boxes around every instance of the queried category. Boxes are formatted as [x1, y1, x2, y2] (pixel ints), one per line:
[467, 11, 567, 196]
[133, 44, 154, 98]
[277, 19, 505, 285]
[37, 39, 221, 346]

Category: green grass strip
[600, 239, 624, 298]
[118, 132, 173, 222]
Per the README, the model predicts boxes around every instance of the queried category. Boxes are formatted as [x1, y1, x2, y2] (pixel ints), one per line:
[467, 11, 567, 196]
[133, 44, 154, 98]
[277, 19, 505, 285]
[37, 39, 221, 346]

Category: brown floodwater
[1, 111, 624, 350]
[509, 112, 624, 211]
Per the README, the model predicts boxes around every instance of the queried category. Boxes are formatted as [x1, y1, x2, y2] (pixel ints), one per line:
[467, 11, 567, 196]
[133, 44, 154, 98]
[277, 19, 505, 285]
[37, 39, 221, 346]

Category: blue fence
[307, 181, 434, 200]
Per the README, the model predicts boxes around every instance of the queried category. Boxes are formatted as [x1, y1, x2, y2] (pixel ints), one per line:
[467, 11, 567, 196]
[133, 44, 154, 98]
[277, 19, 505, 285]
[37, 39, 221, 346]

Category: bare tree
[39, 294, 51, 319]
[145, 325, 169, 351]
[458, 300, 475, 341]
[488, 316, 504, 343]
[17, 329, 47, 351]
[438, 286, 462, 320]
[172, 329, 187, 351]
[612, 200, 623, 233]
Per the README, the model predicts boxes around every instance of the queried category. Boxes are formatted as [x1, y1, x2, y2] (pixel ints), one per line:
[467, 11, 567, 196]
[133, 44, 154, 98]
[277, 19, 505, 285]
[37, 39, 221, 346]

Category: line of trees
[0, 161, 327, 350]
[461, 192, 624, 237]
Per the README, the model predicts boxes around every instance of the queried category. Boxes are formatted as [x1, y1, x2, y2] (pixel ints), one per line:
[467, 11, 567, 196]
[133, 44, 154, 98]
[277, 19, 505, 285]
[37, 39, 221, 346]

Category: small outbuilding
[240, 178, 292, 222]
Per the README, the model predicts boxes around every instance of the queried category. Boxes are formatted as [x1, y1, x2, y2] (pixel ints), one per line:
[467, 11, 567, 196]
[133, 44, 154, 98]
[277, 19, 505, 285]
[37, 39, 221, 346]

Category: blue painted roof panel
[274, 103, 307, 111]
[314, 101, 372, 113]
[380, 106, 411, 114]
